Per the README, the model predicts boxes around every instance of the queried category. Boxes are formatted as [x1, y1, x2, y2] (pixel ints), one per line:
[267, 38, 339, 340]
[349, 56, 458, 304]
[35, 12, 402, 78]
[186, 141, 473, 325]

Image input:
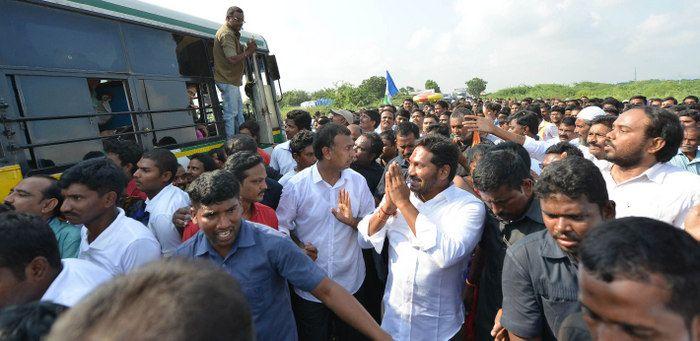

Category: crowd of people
[0, 92, 699, 341]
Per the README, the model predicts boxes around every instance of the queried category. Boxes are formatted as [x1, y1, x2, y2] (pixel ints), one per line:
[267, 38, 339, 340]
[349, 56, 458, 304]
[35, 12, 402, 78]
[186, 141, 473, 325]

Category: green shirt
[48, 217, 81, 258]
[213, 24, 245, 85]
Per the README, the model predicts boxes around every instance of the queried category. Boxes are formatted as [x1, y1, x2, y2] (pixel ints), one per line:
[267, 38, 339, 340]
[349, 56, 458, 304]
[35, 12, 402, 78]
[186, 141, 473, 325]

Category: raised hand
[386, 163, 410, 207]
[463, 115, 497, 134]
[331, 189, 356, 227]
[382, 169, 397, 214]
[246, 39, 257, 55]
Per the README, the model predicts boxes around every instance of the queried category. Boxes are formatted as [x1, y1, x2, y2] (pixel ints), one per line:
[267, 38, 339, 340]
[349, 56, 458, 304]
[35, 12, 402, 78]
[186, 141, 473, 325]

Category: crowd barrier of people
[0, 92, 698, 341]
[1, 5, 699, 341]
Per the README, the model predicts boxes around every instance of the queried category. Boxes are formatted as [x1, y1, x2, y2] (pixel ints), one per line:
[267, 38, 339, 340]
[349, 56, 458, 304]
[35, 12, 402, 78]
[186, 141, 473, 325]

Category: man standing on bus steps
[214, 6, 257, 137]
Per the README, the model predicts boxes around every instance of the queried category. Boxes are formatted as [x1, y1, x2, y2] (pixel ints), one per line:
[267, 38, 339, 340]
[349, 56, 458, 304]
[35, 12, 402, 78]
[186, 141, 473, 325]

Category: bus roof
[39, 0, 269, 51]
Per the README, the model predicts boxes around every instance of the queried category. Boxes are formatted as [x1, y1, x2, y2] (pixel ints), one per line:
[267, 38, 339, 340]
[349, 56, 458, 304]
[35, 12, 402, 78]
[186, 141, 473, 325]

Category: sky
[140, 0, 700, 94]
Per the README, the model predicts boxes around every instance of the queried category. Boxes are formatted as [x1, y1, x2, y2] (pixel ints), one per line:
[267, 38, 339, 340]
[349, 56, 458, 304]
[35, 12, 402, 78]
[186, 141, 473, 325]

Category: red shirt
[181, 202, 278, 242]
[258, 147, 271, 165]
[125, 178, 147, 200]
[249, 202, 278, 229]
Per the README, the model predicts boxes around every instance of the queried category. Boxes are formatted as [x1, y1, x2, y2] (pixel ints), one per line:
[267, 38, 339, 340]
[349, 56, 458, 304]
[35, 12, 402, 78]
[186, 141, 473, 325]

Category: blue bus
[0, 0, 285, 197]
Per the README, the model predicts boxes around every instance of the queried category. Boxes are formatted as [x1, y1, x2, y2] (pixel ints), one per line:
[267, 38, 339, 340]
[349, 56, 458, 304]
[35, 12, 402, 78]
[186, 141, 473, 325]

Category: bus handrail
[8, 121, 224, 150]
[0, 106, 215, 122]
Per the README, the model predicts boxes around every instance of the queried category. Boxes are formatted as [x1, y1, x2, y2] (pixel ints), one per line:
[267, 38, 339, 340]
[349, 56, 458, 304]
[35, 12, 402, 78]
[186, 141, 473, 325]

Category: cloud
[139, 0, 700, 94]
[407, 28, 432, 49]
[410, 0, 700, 92]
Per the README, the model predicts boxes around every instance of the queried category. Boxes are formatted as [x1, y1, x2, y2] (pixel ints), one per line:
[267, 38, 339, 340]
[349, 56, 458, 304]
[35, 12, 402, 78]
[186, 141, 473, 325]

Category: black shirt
[475, 198, 546, 341]
[558, 312, 592, 341]
[501, 230, 581, 340]
[374, 155, 409, 197]
[262, 177, 282, 210]
[351, 161, 384, 197]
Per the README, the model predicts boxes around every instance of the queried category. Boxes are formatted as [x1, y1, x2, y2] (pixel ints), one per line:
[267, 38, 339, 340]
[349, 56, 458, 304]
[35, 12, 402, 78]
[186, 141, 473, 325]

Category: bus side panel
[0, 164, 22, 200]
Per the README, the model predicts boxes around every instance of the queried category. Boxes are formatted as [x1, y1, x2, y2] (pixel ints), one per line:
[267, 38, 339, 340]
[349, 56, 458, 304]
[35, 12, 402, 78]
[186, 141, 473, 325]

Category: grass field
[485, 79, 700, 100]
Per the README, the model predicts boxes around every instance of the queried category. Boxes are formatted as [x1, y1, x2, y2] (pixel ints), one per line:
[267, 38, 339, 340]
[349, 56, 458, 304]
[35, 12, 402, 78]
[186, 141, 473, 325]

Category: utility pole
[634, 67, 637, 82]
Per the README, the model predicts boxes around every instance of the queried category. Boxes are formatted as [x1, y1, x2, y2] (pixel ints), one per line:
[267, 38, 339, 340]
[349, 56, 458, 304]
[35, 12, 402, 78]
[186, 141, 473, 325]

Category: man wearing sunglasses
[213, 6, 257, 137]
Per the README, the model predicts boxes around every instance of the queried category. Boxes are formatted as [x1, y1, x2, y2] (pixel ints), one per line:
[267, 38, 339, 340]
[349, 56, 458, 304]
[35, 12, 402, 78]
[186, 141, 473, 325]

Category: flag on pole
[383, 70, 399, 104]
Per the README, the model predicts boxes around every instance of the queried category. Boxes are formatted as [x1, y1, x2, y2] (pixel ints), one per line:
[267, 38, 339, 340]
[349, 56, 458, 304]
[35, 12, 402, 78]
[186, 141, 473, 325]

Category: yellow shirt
[213, 24, 245, 85]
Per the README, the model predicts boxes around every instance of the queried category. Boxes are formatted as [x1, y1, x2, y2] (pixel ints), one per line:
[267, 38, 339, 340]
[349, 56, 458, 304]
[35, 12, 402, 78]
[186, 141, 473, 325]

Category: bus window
[175, 35, 210, 77]
[13, 75, 103, 168]
[123, 24, 180, 76]
[187, 83, 220, 140]
[142, 79, 197, 145]
[0, 1, 127, 73]
[87, 78, 133, 136]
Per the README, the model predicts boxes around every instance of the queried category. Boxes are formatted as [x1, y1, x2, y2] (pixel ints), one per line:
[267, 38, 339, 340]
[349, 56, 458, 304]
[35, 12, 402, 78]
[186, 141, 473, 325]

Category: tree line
[279, 76, 698, 109]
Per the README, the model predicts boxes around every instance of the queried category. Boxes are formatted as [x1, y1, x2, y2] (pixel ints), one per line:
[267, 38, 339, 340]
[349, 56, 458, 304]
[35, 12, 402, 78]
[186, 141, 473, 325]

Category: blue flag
[384, 71, 399, 104]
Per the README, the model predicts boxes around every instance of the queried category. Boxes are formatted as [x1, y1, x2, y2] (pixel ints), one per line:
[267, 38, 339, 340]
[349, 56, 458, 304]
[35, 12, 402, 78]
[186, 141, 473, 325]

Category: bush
[486, 79, 700, 100]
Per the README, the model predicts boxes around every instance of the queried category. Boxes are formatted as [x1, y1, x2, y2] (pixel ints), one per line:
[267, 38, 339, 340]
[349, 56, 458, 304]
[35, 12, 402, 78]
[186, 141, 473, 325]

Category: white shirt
[79, 208, 161, 275]
[270, 140, 297, 175]
[277, 164, 375, 302]
[522, 136, 587, 161]
[358, 185, 485, 341]
[41, 258, 112, 307]
[278, 169, 298, 187]
[522, 136, 560, 162]
[539, 122, 559, 141]
[145, 183, 190, 255]
[601, 162, 700, 228]
[483, 133, 502, 145]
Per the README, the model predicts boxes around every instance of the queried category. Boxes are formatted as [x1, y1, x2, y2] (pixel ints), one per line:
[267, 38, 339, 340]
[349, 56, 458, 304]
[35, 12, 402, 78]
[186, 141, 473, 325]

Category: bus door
[244, 53, 284, 145]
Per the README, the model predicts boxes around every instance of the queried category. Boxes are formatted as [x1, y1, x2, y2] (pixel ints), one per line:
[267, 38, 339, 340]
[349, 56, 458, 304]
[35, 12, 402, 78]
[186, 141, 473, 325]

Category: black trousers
[292, 279, 371, 341]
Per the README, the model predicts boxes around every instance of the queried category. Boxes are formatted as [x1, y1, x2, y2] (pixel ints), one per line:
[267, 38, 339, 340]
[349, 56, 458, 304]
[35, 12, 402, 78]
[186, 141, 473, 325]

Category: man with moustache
[359, 109, 381, 134]
[351, 132, 385, 197]
[213, 6, 257, 137]
[601, 106, 700, 227]
[375, 122, 420, 198]
[573, 106, 606, 151]
[175, 170, 390, 341]
[378, 110, 395, 133]
[180, 151, 278, 241]
[358, 134, 485, 340]
[58, 158, 160, 275]
[224, 151, 278, 229]
[584, 115, 616, 163]
[557, 117, 578, 143]
[4, 176, 81, 258]
[402, 98, 414, 112]
[668, 126, 700, 175]
[498, 157, 615, 340]
[276, 123, 376, 340]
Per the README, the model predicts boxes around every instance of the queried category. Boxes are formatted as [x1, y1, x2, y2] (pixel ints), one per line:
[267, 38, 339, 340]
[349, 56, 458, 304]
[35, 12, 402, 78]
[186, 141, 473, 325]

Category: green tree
[358, 76, 387, 102]
[425, 79, 441, 93]
[310, 88, 335, 101]
[280, 89, 310, 107]
[466, 77, 488, 98]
